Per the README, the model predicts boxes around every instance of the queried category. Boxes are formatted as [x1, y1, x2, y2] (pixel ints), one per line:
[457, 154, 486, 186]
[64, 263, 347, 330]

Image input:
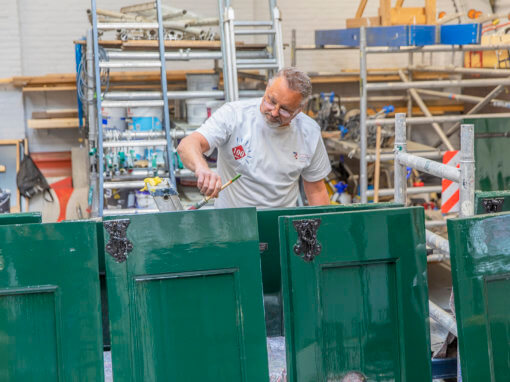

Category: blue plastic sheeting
[440, 23, 481, 45]
[431, 358, 457, 379]
[315, 24, 481, 48]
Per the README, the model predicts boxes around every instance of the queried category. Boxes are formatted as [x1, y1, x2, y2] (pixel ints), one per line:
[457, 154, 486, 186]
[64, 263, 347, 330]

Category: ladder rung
[97, 22, 159, 30]
[101, 100, 165, 108]
[236, 59, 277, 65]
[103, 90, 224, 101]
[100, 61, 161, 69]
[235, 29, 276, 35]
[103, 139, 169, 148]
[237, 64, 280, 70]
[104, 180, 146, 189]
[234, 21, 273, 27]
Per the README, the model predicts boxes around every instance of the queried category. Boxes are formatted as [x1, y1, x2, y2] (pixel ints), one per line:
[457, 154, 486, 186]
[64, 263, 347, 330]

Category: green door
[465, 118, 510, 191]
[448, 212, 510, 382]
[0, 221, 103, 381]
[0, 211, 41, 225]
[104, 208, 269, 382]
[279, 207, 431, 382]
[475, 190, 510, 214]
[257, 203, 400, 294]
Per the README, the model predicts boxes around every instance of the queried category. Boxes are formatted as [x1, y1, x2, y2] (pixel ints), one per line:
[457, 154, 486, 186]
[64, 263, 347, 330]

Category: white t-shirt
[195, 97, 331, 208]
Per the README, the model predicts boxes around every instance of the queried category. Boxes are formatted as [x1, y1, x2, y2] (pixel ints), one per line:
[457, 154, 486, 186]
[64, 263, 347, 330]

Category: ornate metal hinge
[293, 218, 322, 263]
[482, 198, 504, 214]
[104, 219, 133, 263]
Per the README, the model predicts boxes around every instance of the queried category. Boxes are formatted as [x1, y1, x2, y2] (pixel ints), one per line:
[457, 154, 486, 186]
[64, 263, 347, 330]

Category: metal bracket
[104, 219, 133, 263]
[482, 197, 504, 213]
[293, 218, 322, 263]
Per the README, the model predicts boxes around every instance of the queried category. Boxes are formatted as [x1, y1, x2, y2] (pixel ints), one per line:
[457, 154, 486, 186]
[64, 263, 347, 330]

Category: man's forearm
[177, 134, 209, 172]
[303, 179, 330, 206]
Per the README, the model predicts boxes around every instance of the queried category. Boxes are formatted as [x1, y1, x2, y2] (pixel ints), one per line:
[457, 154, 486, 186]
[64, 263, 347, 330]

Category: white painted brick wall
[0, 0, 22, 78]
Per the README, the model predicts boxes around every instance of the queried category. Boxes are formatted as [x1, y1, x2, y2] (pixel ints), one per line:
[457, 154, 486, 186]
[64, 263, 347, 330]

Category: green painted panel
[280, 207, 431, 382]
[104, 208, 269, 382]
[475, 190, 510, 215]
[0, 289, 58, 381]
[0, 221, 104, 381]
[0, 212, 41, 225]
[134, 272, 242, 380]
[257, 202, 401, 294]
[465, 118, 510, 191]
[485, 276, 510, 382]
[448, 212, 510, 382]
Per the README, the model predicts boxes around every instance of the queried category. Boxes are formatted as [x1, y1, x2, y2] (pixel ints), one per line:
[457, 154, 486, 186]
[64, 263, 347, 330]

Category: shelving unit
[86, 0, 283, 216]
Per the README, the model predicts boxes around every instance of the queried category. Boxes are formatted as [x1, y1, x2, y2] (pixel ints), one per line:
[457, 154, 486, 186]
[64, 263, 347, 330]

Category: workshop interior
[1, 0, 510, 381]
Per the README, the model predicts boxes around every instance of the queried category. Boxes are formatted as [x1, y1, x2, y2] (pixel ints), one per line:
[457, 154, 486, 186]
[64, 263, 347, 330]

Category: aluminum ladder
[219, 0, 285, 101]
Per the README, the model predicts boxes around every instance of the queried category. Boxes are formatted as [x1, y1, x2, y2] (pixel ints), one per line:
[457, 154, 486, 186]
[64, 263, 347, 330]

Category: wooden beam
[396, 0, 405, 8]
[32, 109, 78, 119]
[379, 0, 392, 26]
[28, 118, 81, 129]
[425, 0, 436, 24]
[356, 0, 369, 18]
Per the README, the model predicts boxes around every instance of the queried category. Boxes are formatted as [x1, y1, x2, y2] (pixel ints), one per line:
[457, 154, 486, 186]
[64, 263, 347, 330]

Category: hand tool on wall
[188, 174, 241, 210]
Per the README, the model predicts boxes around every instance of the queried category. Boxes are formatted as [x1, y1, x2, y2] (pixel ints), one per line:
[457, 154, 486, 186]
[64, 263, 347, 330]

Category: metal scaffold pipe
[459, 124, 475, 217]
[366, 185, 442, 197]
[429, 301, 457, 337]
[367, 112, 510, 126]
[398, 70, 454, 151]
[359, 26, 368, 203]
[396, 152, 461, 183]
[440, 83, 508, 141]
[426, 229, 450, 255]
[367, 44, 510, 54]
[393, 113, 407, 205]
[415, 89, 510, 109]
[409, 65, 510, 77]
[366, 77, 510, 91]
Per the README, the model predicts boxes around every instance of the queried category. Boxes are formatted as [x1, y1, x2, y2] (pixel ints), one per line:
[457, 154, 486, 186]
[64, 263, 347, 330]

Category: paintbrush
[188, 174, 241, 210]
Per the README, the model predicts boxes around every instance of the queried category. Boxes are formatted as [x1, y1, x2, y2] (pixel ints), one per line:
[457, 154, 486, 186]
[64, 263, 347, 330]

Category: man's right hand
[195, 167, 222, 198]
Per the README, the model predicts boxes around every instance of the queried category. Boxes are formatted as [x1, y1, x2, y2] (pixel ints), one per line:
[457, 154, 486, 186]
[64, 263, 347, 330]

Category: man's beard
[263, 112, 282, 128]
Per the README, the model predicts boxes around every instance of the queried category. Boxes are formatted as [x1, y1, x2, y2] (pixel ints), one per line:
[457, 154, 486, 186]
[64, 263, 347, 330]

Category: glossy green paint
[0, 212, 41, 225]
[257, 203, 401, 294]
[0, 221, 104, 381]
[465, 118, 510, 191]
[475, 190, 510, 215]
[280, 207, 431, 382]
[104, 208, 269, 382]
[448, 212, 510, 382]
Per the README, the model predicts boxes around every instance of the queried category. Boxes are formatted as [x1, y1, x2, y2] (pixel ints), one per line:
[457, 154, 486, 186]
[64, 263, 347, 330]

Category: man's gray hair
[269, 67, 312, 104]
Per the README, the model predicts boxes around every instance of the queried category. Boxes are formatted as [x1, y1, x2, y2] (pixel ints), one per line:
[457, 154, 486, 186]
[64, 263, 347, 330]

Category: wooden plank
[346, 16, 381, 28]
[395, 0, 405, 7]
[0, 139, 23, 146]
[28, 118, 81, 129]
[356, 0, 369, 18]
[390, 7, 426, 25]
[0, 165, 5, 173]
[32, 109, 78, 119]
[379, 0, 392, 26]
[425, 0, 436, 24]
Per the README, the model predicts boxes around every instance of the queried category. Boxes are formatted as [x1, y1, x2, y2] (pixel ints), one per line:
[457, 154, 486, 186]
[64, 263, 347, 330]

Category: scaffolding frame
[291, 28, 510, 203]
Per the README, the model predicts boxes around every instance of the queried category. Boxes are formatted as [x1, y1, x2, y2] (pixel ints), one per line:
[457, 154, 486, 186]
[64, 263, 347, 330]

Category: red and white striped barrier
[441, 151, 460, 214]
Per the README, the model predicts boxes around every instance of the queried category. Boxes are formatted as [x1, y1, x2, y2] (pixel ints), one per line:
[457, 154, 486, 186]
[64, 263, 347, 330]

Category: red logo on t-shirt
[232, 145, 246, 160]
